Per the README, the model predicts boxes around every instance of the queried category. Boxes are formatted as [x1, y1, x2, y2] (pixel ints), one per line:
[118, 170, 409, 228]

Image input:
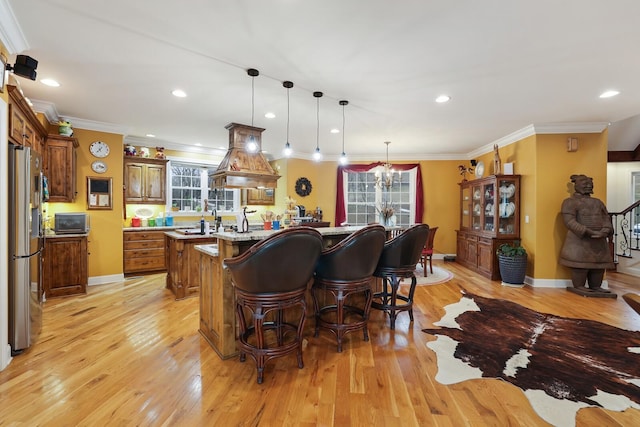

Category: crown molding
[532, 122, 609, 134]
[467, 122, 610, 159]
[58, 115, 132, 136]
[124, 135, 227, 156]
[0, 0, 28, 53]
[29, 99, 58, 124]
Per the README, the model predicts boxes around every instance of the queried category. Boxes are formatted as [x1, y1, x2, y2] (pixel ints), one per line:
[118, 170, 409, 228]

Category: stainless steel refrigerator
[8, 145, 44, 354]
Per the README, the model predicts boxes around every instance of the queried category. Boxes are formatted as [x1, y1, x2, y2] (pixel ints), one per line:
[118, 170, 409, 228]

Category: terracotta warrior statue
[559, 174, 615, 296]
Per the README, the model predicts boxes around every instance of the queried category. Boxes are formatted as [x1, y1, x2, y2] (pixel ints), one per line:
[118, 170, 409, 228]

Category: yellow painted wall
[534, 131, 608, 279]
[45, 128, 125, 278]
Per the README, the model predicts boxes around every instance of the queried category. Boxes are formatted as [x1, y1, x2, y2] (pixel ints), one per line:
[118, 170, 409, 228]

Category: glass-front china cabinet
[457, 175, 521, 279]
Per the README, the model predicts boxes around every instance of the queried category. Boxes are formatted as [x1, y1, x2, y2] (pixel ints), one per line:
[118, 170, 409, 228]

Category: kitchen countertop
[194, 244, 219, 257]
[123, 226, 193, 232]
[44, 231, 90, 238]
[211, 226, 366, 242]
[164, 230, 219, 239]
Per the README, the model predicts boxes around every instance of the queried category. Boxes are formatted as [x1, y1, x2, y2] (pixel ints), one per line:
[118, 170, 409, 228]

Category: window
[167, 159, 239, 213]
[344, 166, 416, 226]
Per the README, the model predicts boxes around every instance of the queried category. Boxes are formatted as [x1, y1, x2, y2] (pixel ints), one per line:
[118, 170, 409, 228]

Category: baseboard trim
[88, 274, 125, 287]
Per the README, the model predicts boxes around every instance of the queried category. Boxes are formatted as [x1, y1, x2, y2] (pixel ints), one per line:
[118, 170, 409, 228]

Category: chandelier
[375, 141, 398, 190]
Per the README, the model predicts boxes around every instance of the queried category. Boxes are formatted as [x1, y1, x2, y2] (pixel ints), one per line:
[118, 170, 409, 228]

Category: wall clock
[89, 140, 110, 158]
[475, 161, 485, 178]
[91, 160, 108, 174]
[295, 177, 312, 197]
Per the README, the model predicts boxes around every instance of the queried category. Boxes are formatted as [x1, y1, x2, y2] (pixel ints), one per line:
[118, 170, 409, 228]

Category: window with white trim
[345, 166, 416, 226]
[167, 159, 239, 214]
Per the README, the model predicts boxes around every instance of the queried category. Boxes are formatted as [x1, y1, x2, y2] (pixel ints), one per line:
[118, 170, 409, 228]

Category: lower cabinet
[456, 230, 516, 280]
[165, 234, 216, 299]
[199, 250, 237, 358]
[43, 235, 88, 298]
[123, 231, 166, 274]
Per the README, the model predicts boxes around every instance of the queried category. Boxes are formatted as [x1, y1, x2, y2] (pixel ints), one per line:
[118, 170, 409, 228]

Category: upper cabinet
[7, 85, 47, 155]
[45, 135, 79, 202]
[241, 188, 275, 205]
[460, 175, 521, 238]
[124, 157, 168, 204]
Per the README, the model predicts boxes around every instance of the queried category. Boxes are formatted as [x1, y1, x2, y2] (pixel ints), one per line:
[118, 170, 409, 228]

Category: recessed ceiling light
[599, 90, 620, 98]
[195, 143, 202, 147]
[435, 95, 451, 103]
[41, 78, 60, 87]
[330, 128, 340, 134]
[265, 112, 276, 119]
[146, 134, 156, 138]
[172, 89, 187, 98]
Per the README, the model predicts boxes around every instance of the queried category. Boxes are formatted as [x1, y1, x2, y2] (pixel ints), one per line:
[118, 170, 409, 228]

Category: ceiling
[3, 0, 640, 161]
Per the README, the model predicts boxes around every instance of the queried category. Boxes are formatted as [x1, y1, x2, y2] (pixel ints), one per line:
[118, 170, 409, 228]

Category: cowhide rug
[422, 292, 640, 427]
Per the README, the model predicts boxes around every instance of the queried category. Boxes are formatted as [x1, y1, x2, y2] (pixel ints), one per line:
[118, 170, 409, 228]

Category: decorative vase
[58, 125, 73, 136]
[380, 214, 396, 227]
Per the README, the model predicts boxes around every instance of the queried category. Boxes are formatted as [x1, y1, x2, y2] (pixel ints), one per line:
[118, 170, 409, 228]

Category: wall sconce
[567, 137, 578, 152]
[470, 159, 478, 167]
[5, 55, 38, 80]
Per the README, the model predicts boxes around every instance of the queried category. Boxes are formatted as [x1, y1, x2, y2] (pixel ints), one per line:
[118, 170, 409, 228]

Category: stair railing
[609, 200, 640, 263]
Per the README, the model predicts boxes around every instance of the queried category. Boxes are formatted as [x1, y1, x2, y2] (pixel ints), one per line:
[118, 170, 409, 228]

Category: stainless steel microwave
[54, 213, 90, 234]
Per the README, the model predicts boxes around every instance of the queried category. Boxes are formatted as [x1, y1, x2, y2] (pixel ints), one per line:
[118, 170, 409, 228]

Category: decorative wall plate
[91, 160, 108, 173]
[475, 161, 485, 178]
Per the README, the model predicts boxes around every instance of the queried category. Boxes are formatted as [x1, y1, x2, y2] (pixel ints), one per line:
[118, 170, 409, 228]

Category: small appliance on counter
[296, 205, 306, 217]
[54, 213, 90, 234]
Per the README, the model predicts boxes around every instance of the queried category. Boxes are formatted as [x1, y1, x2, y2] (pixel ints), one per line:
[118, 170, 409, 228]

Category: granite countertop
[212, 226, 366, 242]
[194, 243, 219, 257]
[164, 230, 219, 239]
[123, 225, 193, 232]
[45, 231, 90, 238]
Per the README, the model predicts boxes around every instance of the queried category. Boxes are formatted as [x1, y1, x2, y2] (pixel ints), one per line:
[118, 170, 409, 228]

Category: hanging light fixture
[246, 68, 259, 153]
[313, 91, 323, 161]
[338, 100, 348, 165]
[283, 81, 294, 157]
[375, 141, 397, 190]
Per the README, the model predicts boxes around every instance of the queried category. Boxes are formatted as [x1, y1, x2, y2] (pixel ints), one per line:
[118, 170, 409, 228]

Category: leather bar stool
[372, 224, 429, 329]
[312, 224, 387, 352]
[224, 227, 323, 384]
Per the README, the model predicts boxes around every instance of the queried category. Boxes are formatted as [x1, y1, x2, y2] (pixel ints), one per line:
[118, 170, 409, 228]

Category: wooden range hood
[209, 123, 281, 189]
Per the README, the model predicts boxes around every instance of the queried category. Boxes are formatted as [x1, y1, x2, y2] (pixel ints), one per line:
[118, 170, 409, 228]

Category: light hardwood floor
[2, 262, 640, 426]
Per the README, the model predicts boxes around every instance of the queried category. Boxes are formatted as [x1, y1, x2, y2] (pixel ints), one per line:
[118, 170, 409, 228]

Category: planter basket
[498, 254, 527, 285]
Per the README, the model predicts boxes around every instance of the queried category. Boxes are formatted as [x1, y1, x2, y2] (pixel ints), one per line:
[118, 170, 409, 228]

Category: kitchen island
[164, 230, 217, 299]
[195, 226, 371, 359]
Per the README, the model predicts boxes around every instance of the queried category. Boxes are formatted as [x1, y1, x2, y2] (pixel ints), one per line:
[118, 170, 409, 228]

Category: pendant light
[313, 91, 323, 161]
[338, 100, 348, 165]
[283, 81, 294, 157]
[246, 68, 259, 153]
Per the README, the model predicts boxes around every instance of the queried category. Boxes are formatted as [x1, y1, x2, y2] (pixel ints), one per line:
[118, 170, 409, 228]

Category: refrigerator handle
[12, 248, 42, 260]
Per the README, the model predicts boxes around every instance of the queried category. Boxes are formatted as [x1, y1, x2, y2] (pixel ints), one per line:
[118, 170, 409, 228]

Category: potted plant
[496, 242, 528, 286]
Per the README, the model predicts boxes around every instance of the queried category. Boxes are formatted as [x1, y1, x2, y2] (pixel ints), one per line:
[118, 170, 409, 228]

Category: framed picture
[87, 176, 113, 210]
[0, 54, 6, 93]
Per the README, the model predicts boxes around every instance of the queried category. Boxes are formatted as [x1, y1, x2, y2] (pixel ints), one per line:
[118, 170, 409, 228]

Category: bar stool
[311, 224, 387, 352]
[224, 227, 323, 384]
[372, 224, 429, 329]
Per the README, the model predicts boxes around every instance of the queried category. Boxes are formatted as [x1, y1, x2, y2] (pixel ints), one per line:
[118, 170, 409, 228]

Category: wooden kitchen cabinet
[165, 233, 216, 299]
[43, 235, 88, 298]
[123, 231, 166, 274]
[45, 135, 79, 202]
[457, 175, 521, 280]
[241, 188, 275, 205]
[124, 157, 168, 204]
[7, 85, 47, 154]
